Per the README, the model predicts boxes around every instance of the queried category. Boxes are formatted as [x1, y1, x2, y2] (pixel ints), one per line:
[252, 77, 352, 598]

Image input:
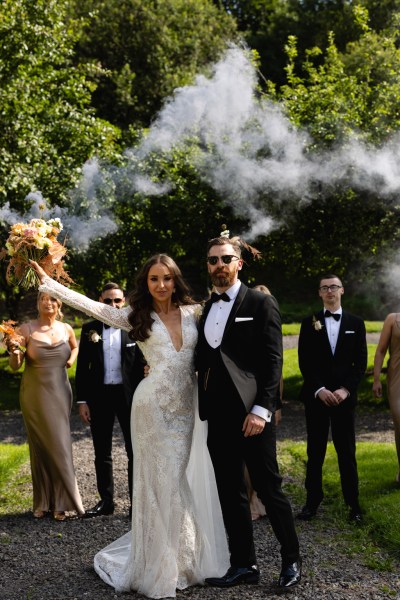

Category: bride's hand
[29, 260, 47, 284]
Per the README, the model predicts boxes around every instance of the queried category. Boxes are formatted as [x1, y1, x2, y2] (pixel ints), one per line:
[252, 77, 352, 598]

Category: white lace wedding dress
[39, 277, 229, 599]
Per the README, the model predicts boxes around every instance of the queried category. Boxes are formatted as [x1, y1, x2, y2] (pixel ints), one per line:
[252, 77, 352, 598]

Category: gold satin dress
[20, 330, 84, 515]
[387, 318, 400, 462]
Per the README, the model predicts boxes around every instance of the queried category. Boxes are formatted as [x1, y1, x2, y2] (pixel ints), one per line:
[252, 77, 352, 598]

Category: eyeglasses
[207, 255, 240, 265]
[319, 285, 342, 292]
[103, 297, 124, 305]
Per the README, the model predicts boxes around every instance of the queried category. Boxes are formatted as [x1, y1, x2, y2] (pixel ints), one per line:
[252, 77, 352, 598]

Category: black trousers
[89, 384, 133, 504]
[304, 399, 359, 509]
[205, 355, 299, 568]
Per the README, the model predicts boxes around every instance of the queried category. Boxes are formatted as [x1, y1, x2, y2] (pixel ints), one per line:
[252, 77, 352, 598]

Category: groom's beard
[210, 269, 235, 288]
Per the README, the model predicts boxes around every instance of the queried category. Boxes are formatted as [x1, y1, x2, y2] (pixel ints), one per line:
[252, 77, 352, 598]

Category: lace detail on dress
[39, 276, 131, 331]
[37, 278, 228, 598]
[94, 304, 229, 598]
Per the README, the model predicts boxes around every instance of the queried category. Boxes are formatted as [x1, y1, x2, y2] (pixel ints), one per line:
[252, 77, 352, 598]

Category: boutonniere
[193, 304, 204, 321]
[312, 316, 323, 331]
[88, 330, 102, 343]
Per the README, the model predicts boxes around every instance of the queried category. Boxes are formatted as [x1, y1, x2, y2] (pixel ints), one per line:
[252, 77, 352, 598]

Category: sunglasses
[103, 297, 124, 305]
[207, 255, 240, 265]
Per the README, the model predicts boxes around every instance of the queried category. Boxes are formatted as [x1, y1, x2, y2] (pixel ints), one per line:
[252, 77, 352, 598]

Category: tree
[0, 0, 120, 209]
[254, 7, 400, 312]
[69, 0, 237, 130]
[0, 0, 122, 312]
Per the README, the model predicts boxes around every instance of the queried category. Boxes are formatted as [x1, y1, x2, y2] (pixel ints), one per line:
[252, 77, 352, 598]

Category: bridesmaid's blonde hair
[37, 292, 64, 320]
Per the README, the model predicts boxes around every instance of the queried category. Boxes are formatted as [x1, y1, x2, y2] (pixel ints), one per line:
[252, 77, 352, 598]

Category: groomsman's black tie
[324, 310, 340, 321]
[210, 292, 231, 303]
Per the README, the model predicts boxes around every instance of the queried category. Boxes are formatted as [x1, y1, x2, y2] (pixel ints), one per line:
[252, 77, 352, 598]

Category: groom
[196, 235, 301, 589]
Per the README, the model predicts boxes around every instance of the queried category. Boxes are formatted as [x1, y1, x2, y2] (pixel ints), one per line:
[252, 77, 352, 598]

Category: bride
[32, 255, 229, 599]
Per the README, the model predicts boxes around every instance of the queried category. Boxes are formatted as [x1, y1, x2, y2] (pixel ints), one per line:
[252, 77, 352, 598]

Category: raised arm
[31, 260, 131, 331]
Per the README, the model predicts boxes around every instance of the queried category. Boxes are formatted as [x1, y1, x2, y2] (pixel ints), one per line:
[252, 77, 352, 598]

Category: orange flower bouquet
[0, 218, 73, 289]
[0, 320, 26, 353]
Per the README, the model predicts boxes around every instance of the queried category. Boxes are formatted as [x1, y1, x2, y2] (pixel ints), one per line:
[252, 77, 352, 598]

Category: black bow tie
[324, 310, 341, 321]
[210, 291, 231, 304]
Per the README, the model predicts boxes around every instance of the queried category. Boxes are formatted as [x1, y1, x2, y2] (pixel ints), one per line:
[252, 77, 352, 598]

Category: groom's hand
[242, 414, 266, 438]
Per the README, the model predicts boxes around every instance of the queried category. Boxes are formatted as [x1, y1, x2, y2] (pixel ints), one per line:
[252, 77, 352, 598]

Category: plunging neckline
[153, 308, 184, 353]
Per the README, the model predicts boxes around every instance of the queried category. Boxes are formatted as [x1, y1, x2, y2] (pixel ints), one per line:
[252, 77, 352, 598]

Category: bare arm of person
[66, 323, 78, 368]
[373, 314, 394, 398]
[7, 322, 29, 371]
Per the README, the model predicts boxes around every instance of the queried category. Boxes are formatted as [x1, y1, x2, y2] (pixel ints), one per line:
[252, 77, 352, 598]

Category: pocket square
[126, 342, 136, 347]
[345, 331, 355, 334]
[235, 317, 254, 322]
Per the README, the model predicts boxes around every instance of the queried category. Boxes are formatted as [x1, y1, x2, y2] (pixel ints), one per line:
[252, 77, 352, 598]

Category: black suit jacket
[76, 320, 144, 405]
[196, 283, 283, 420]
[298, 309, 367, 408]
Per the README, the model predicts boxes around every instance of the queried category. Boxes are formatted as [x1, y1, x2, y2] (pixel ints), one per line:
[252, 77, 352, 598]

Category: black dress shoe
[349, 507, 363, 523]
[83, 500, 115, 518]
[205, 566, 259, 587]
[278, 559, 302, 588]
[296, 505, 317, 521]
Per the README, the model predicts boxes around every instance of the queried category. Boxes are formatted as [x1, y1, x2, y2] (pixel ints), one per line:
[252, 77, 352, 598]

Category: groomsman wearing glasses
[297, 275, 367, 523]
[76, 282, 143, 518]
[196, 235, 301, 590]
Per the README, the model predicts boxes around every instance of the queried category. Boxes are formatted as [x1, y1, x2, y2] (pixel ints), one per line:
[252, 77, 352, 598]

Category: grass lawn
[2, 320, 398, 566]
[279, 440, 400, 566]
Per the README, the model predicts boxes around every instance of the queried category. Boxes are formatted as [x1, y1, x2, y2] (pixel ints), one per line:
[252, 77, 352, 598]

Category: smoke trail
[2, 46, 400, 249]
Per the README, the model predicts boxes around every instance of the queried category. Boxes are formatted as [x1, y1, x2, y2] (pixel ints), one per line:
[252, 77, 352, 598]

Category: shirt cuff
[315, 386, 325, 398]
[251, 405, 272, 423]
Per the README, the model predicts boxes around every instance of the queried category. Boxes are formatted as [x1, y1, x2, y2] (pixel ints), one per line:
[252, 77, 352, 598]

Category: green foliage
[69, 0, 237, 129]
[0, 0, 120, 208]
[68, 145, 248, 296]
[0, 443, 31, 515]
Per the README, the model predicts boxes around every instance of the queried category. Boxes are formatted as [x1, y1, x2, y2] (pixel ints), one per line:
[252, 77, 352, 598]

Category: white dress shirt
[102, 325, 123, 385]
[314, 307, 343, 398]
[205, 280, 272, 422]
[324, 307, 342, 354]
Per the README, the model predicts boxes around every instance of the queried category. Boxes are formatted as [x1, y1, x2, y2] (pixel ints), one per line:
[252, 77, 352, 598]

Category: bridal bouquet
[0, 218, 73, 289]
[0, 320, 25, 353]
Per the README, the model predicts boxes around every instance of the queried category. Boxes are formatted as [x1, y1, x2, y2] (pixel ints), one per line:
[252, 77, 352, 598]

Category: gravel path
[1, 376, 399, 599]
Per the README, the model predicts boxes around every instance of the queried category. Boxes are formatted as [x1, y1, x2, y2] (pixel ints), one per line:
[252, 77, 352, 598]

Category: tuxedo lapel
[318, 309, 334, 356]
[335, 311, 349, 354]
[93, 320, 105, 370]
[223, 283, 247, 337]
[120, 329, 128, 367]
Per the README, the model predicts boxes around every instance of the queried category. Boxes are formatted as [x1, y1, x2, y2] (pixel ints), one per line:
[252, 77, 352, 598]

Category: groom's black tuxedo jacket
[76, 320, 144, 406]
[298, 309, 367, 408]
[196, 283, 283, 420]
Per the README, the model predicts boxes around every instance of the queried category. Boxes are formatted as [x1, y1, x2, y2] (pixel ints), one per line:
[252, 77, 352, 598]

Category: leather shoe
[278, 559, 302, 588]
[296, 505, 317, 521]
[349, 507, 362, 523]
[83, 500, 114, 518]
[205, 565, 259, 587]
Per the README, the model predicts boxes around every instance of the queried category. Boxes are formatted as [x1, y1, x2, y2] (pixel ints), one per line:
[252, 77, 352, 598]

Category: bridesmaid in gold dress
[7, 292, 84, 520]
[373, 313, 400, 484]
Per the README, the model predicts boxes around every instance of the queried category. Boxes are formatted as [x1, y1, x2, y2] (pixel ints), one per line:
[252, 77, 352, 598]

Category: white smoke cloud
[2, 45, 400, 249]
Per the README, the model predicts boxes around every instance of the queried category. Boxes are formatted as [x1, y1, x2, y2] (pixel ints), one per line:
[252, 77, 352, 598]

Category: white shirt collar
[217, 279, 241, 301]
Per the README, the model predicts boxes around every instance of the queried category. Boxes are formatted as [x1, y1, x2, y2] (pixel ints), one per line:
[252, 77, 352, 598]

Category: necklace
[41, 325, 55, 336]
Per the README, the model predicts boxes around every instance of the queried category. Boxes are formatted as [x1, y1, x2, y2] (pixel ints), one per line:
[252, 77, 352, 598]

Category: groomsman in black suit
[76, 282, 143, 517]
[196, 235, 301, 589]
[297, 274, 367, 523]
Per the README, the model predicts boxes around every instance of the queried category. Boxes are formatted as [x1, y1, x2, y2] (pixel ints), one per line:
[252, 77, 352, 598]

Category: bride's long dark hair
[128, 254, 196, 341]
